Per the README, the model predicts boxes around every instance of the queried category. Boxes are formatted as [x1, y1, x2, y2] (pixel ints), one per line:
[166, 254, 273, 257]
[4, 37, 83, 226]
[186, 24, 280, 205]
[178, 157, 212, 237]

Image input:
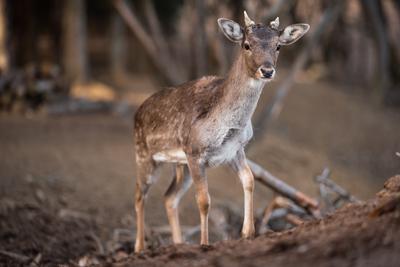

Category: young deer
[134, 11, 309, 252]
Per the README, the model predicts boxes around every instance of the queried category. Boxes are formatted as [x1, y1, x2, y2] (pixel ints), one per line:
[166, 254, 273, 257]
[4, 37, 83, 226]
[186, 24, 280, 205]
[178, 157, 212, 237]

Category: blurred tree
[110, 12, 128, 81]
[0, 0, 9, 73]
[194, 0, 207, 76]
[62, 0, 88, 83]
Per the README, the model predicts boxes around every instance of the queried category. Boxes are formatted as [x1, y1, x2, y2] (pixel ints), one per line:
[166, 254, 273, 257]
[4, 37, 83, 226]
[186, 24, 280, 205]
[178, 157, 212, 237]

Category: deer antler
[270, 17, 279, 30]
[244, 11, 255, 27]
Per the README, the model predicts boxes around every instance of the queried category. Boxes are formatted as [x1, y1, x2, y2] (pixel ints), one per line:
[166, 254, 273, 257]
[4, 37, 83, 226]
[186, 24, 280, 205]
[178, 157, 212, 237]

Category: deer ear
[279, 24, 310, 45]
[218, 18, 243, 43]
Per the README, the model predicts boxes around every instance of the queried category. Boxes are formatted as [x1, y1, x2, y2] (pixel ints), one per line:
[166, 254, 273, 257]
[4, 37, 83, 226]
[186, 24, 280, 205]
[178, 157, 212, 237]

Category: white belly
[151, 145, 239, 166]
[152, 149, 187, 164]
[152, 123, 253, 166]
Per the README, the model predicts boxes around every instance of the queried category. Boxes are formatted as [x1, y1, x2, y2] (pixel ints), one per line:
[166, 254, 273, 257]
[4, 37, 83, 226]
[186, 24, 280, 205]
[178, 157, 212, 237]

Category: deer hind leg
[187, 155, 210, 246]
[134, 158, 159, 253]
[229, 148, 255, 238]
[164, 164, 192, 244]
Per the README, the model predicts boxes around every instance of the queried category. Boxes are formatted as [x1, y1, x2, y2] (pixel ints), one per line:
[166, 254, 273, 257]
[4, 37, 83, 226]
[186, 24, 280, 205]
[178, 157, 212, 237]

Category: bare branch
[258, 196, 278, 234]
[113, 0, 156, 55]
[247, 159, 320, 216]
[113, 0, 184, 84]
[315, 168, 360, 203]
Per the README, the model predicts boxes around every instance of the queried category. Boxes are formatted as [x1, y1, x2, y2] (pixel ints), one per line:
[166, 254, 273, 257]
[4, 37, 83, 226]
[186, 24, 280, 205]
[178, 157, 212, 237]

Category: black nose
[260, 67, 274, 78]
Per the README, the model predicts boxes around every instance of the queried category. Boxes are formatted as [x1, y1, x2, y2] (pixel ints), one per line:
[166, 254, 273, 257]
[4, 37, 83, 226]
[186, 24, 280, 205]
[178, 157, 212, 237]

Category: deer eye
[243, 42, 251, 50]
[276, 44, 281, 51]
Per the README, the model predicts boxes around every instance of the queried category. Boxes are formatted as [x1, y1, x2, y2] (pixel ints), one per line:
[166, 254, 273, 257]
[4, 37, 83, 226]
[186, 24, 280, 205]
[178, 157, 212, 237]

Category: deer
[133, 11, 309, 252]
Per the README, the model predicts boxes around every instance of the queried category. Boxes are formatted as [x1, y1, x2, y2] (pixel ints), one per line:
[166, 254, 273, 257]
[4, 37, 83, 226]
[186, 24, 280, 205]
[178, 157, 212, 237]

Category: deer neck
[217, 53, 265, 128]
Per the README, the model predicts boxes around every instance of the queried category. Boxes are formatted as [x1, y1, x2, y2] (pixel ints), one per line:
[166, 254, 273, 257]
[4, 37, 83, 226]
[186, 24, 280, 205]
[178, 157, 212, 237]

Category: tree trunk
[62, 0, 88, 83]
[193, 0, 207, 77]
[0, 0, 9, 73]
[360, 0, 391, 96]
[110, 12, 127, 82]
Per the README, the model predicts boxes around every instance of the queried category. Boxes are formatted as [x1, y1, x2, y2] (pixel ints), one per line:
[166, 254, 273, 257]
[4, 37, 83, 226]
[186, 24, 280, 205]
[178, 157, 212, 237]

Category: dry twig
[247, 159, 320, 217]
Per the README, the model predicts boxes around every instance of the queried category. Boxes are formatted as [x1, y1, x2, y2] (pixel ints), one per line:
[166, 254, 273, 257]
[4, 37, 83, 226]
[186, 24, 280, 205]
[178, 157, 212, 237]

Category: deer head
[218, 11, 309, 80]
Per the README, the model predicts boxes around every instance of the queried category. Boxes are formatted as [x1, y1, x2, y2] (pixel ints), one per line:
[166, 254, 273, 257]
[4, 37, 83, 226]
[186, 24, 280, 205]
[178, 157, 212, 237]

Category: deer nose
[259, 67, 275, 79]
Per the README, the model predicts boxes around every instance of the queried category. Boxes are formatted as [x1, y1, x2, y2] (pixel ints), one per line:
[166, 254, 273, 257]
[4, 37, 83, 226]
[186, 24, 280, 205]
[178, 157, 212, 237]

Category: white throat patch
[248, 78, 265, 90]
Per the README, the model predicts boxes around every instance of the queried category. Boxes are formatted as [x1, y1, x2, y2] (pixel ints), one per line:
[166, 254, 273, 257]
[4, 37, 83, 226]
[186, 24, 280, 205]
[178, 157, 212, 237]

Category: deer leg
[134, 160, 158, 253]
[187, 155, 210, 246]
[164, 164, 192, 243]
[229, 148, 255, 238]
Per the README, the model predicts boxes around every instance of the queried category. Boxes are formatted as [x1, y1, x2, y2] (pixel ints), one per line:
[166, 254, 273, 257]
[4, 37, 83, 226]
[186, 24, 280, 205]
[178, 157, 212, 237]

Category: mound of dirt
[112, 176, 400, 267]
[0, 201, 99, 266]
[1, 176, 399, 267]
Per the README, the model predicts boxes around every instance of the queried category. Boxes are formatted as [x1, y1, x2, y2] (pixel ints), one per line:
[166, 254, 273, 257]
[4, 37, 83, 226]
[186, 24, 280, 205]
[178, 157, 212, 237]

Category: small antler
[270, 17, 279, 30]
[244, 11, 255, 27]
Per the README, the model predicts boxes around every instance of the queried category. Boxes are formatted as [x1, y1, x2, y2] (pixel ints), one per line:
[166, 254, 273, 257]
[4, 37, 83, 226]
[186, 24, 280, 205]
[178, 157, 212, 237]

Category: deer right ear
[218, 18, 243, 43]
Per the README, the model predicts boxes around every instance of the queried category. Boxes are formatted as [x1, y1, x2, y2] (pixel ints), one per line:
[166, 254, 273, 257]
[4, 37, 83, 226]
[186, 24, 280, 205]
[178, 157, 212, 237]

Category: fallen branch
[58, 209, 92, 221]
[258, 196, 309, 234]
[150, 225, 200, 236]
[315, 168, 360, 204]
[150, 225, 201, 244]
[274, 196, 308, 216]
[315, 168, 335, 211]
[210, 207, 230, 240]
[29, 253, 42, 267]
[268, 208, 288, 221]
[285, 213, 304, 226]
[247, 159, 320, 217]
[0, 250, 31, 263]
[112, 228, 135, 243]
[258, 196, 278, 234]
[89, 231, 105, 255]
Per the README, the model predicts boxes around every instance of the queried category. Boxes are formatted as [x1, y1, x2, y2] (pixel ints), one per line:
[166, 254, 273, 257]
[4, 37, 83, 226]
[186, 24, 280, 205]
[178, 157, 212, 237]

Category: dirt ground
[1, 176, 399, 267]
[0, 78, 399, 266]
[105, 175, 400, 267]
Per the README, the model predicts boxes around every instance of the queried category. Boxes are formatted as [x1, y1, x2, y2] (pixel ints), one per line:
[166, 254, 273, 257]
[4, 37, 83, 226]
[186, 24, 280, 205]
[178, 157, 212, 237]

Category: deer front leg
[187, 155, 210, 246]
[229, 148, 255, 238]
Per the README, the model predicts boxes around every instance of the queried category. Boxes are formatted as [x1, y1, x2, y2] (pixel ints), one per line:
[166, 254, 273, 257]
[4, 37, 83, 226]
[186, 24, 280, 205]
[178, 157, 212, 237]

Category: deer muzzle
[256, 66, 275, 80]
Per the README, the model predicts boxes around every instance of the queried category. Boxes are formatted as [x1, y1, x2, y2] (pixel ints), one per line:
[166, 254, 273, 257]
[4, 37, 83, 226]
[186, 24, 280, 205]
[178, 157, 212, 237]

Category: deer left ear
[217, 18, 244, 43]
[279, 24, 310, 45]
